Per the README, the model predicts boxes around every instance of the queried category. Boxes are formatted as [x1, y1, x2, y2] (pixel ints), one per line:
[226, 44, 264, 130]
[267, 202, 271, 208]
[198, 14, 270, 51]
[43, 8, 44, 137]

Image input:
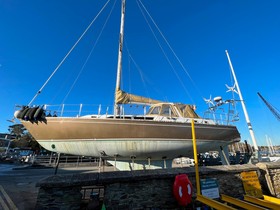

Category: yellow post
[191, 119, 200, 195]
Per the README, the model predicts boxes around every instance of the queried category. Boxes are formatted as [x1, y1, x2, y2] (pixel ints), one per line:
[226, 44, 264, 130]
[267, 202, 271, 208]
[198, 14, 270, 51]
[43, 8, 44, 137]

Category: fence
[33, 153, 101, 167]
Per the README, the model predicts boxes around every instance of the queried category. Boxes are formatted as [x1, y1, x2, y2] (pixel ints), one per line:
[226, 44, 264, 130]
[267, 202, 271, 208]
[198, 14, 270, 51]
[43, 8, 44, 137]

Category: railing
[33, 153, 100, 167]
[203, 108, 239, 126]
[43, 104, 148, 118]
[40, 103, 238, 125]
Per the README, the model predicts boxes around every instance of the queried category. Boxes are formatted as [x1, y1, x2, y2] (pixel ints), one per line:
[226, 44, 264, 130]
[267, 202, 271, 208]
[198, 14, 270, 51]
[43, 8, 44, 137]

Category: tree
[8, 124, 26, 140]
[8, 124, 40, 151]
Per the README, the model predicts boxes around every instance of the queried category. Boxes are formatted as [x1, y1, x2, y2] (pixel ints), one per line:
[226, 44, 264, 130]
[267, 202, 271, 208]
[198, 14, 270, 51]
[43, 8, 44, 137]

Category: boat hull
[21, 117, 240, 160]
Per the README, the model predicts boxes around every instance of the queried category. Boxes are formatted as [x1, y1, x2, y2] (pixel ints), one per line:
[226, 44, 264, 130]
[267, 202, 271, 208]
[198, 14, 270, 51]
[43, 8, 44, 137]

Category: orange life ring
[173, 174, 193, 206]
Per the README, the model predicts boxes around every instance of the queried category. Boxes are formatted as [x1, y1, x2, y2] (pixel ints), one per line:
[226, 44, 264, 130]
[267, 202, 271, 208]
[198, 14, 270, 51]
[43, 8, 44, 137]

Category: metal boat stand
[130, 156, 136, 170]
[54, 153, 61, 175]
[219, 146, 230, 165]
[147, 157, 151, 169]
[113, 154, 120, 171]
[162, 156, 167, 169]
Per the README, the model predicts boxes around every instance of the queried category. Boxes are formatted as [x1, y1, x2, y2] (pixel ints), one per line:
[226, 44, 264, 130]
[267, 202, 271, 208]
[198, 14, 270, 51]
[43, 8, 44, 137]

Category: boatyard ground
[0, 163, 114, 210]
[0, 157, 197, 210]
[1, 151, 279, 210]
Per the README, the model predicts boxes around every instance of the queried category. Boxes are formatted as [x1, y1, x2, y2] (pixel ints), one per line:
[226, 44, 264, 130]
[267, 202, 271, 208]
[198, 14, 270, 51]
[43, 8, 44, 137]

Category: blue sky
[0, 0, 280, 147]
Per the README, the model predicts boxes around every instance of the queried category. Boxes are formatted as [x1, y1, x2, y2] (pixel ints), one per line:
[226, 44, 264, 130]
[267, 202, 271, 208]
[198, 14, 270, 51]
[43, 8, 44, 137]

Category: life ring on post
[173, 174, 193, 206]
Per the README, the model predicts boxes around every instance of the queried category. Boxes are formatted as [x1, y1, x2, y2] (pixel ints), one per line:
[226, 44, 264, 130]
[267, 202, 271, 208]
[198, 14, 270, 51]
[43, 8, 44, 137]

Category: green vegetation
[8, 124, 40, 152]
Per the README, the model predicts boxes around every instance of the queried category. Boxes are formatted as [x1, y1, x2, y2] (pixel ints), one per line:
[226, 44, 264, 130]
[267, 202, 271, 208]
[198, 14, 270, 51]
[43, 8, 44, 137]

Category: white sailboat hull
[21, 116, 240, 160]
[37, 138, 235, 159]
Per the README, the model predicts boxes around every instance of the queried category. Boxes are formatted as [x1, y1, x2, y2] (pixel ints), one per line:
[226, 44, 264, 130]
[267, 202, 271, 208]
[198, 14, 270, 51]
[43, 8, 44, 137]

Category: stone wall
[36, 186, 82, 210]
[36, 164, 276, 209]
[101, 165, 252, 209]
[103, 179, 178, 209]
[257, 162, 280, 198]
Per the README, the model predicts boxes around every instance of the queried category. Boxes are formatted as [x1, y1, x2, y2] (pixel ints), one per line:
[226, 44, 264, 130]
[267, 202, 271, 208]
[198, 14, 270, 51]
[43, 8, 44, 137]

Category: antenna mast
[225, 50, 259, 151]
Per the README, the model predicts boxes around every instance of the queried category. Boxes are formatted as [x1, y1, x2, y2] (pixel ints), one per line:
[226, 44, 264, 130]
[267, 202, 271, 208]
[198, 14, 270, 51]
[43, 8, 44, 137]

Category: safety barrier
[191, 119, 280, 209]
[221, 194, 267, 210]
[244, 195, 280, 209]
[263, 195, 280, 204]
[196, 194, 237, 210]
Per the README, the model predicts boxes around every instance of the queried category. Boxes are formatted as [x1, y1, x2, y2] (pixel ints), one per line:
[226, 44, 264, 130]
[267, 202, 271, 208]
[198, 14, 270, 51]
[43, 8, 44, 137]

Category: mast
[114, 0, 126, 116]
[225, 50, 259, 151]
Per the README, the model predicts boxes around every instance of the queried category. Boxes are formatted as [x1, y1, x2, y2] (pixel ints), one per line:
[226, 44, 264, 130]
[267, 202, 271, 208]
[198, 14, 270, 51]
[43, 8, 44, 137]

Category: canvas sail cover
[115, 89, 163, 104]
[178, 104, 200, 118]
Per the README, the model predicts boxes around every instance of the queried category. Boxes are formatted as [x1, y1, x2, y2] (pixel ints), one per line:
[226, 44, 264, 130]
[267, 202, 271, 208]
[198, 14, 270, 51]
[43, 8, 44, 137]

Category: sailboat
[14, 0, 240, 170]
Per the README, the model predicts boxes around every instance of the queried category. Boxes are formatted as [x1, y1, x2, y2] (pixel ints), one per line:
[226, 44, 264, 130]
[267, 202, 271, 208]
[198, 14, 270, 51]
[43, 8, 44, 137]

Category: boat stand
[54, 153, 61, 175]
[98, 156, 103, 173]
[162, 157, 167, 169]
[147, 157, 151, 169]
[130, 156, 136, 170]
[219, 146, 230, 165]
[114, 155, 118, 171]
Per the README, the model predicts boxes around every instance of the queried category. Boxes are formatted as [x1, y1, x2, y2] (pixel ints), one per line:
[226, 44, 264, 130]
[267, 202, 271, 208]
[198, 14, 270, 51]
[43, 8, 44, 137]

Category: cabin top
[146, 103, 200, 118]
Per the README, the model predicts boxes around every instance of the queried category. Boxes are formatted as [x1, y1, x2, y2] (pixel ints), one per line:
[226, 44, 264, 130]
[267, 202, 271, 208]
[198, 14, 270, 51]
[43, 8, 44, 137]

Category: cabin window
[178, 105, 187, 116]
[160, 105, 178, 117]
[161, 105, 170, 115]
[149, 106, 160, 115]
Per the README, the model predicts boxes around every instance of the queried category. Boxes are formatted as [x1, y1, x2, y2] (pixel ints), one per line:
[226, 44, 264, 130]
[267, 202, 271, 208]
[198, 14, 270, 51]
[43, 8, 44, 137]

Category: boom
[257, 92, 280, 121]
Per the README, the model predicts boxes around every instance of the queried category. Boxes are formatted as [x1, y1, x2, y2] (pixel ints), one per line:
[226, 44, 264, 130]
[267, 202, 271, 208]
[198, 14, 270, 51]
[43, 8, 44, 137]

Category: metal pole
[5, 136, 11, 155]
[49, 151, 53, 165]
[98, 156, 102, 173]
[225, 50, 259, 151]
[114, 0, 126, 116]
[76, 156, 80, 168]
[114, 156, 117, 171]
[131, 156, 135, 170]
[54, 153, 61, 175]
[219, 146, 230, 165]
[191, 119, 201, 195]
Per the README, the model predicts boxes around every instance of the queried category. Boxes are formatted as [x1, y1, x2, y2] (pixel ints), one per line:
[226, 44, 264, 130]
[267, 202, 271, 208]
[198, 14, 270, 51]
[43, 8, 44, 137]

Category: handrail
[221, 194, 267, 210]
[32, 103, 228, 125]
[244, 195, 280, 209]
[196, 195, 237, 210]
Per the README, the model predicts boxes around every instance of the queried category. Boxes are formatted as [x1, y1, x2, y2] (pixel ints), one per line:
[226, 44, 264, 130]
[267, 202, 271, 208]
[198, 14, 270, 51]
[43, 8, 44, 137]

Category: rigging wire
[138, 0, 203, 104]
[61, 0, 117, 104]
[124, 42, 168, 102]
[28, 0, 112, 106]
[137, 0, 192, 102]
[124, 42, 151, 99]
